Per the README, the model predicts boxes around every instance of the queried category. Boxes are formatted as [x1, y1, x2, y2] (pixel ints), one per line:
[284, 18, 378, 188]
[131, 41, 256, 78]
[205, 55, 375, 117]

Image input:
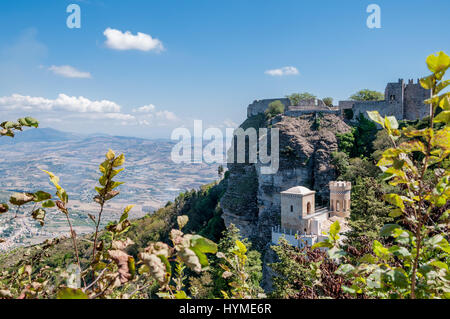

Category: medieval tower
[329, 181, 352, 218]
[280, 186, 315, 234]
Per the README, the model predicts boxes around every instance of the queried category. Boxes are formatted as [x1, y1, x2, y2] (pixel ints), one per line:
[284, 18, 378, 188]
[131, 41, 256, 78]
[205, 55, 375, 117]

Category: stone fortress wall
[247, 98, 291, 118]
[247, 78, 431, 121]
[339, 79, 431, 121]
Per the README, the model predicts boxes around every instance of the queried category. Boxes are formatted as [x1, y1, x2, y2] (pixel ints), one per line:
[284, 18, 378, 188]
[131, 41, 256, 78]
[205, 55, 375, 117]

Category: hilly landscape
[0, 128, 220, 251]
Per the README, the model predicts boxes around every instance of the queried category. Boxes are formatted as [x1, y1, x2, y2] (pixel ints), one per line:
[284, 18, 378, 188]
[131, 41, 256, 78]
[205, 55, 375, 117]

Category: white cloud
[132, 104, 155, 113]
[132, 105, 179, 124]
[155, 110, 177, 121]
[265, 66, 299, 77]
[103, 28, 164, 52]
[0, 93, 121, 113]
[104, 113, 135, 121]
[0, 93, 180, 129]
[48, 65, 91, 79]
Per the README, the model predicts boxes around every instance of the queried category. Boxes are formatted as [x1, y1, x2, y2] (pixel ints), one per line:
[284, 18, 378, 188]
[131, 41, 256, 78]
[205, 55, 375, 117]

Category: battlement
[329, 181, 351, 190]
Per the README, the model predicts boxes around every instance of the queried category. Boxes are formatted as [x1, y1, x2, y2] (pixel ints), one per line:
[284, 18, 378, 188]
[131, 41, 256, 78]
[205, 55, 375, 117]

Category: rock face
[220, 113, 351, 288]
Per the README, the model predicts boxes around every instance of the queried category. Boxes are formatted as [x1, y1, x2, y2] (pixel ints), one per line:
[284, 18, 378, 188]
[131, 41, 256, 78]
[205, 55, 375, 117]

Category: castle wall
[351, 100, 398, 120]
[247, 98, 291, 118]
[285, 109, 340, 117]
[280, 193, 303, 231]
[338, 100, 355, 109]
[404, 82, 432, 120]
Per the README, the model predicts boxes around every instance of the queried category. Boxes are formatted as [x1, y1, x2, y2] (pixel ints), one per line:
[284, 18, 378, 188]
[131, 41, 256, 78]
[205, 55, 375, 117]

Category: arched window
[336, 200, 340, 212]
[290, 205, 293, 212]
[307, 202, 311, 214]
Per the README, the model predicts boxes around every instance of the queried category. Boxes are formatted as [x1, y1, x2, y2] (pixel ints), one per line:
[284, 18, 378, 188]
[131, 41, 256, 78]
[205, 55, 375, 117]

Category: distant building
[271, 181, 351, 248]
[339, 79, 432, 121]
[246, 78, 431, 122]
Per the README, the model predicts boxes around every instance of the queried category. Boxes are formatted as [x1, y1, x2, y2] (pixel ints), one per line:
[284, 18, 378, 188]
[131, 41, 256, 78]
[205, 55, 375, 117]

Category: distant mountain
[0, 127, 83, 145]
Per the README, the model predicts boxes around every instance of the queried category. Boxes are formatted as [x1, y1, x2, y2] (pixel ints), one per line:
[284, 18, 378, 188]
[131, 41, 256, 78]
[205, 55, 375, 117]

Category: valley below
[0, 129, 220, 251]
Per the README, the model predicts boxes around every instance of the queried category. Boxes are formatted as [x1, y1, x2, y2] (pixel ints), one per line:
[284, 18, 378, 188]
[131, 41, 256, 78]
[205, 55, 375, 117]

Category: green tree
[287, 92, 317, 105]
[265, 100, 285, 118]
[350, 89, 384, 101]
[271, 237, 351, 299]
[331, 51, 450, 299]
[331, 151, 350, 177]
[323, 97, 334, 107]
[336, 129, 356, 156]
[210, 224, 263, 298]
[344, 177, 392, 251]
[351, 113, 378, 158]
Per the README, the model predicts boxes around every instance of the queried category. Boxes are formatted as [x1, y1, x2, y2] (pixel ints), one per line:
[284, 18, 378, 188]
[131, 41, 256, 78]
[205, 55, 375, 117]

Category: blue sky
[0, 0, 449, 138]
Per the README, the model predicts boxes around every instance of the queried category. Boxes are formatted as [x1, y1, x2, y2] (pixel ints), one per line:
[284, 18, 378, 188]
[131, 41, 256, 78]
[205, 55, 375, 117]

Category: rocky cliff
[220, 112, 351, 288]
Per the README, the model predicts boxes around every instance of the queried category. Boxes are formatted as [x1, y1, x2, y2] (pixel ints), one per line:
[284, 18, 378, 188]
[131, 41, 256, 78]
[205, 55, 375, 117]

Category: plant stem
[64, 211, 85, 287]
[91, 203, 104, 260]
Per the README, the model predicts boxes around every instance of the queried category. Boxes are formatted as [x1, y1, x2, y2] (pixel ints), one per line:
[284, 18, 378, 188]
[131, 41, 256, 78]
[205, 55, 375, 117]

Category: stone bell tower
[329, 181, 351, 218]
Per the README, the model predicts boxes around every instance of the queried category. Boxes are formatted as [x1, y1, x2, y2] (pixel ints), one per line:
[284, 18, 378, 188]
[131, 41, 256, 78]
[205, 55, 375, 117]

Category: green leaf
[384, 193, 405, 210]
[9, 192, 34, 206]
[41, 200, 55, 208]
[380, 224, 401, 237]
[329, 220, 340, 240]
[428, 234, 444, 246]
[436, 238, 450, 254]
[420, 75, 434, 90]
[113, 154, 125, 167]
[31, 208, 46, 226]
[128, 256, 136, 280]
[335, 264, 355, 276]
[106, 149, 115, 160]
[41, 169, 62, 191]
[435, 79, 450, 94]
[312, 241, 333, 249]
[367, 111, 384, 127]
[190, 247, 209, 268]
[440, 95, 450, 110]
[328, 247, 346, 260]
[190, 235, 218, 254]
[123, 204, 134, 214]
[426, 51, 450, 74]
[18, 117, 39, 128]
[174, 291, 188, 299]
[389, 208, 403, 218]
[429, 260, 449, 271]
[373, 240, 391, 260]
[33, 191, 52, 202]
[235, 240, 247, 254]
[109, 181, 124, 190]
[388, 245, 411, 258]
[56, 288, 89, 299]
[434, 111, 450, 124]
[392, 269, 409, 288]
[384, 116, 399, 130]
